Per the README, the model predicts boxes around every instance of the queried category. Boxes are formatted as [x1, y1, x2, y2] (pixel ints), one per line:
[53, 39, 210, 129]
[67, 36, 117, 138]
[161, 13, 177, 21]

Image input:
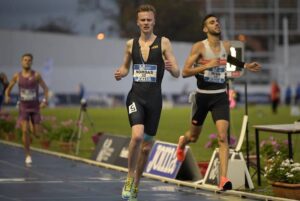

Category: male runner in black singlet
[176, 14, 261, 190]
[114, 4, 180, 201]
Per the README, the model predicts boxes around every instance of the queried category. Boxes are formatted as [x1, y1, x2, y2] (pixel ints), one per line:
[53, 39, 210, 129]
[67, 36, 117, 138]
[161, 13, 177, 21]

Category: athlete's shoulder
[34, 70, 40, 76]
[222, 40, 231, 53]
[161, 36, 170, 42]
[222, 40, 231, 47]
[126, 39, 134, 46]
[11, 72, 19, 82]
[191, 40, 205, 51]
[161, 36, 171, 47]
[125, 39, 134, 53]
[13, 72, 19, 79]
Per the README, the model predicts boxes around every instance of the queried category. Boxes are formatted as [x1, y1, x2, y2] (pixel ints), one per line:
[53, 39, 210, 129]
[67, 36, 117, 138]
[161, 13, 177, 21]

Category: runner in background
[5, 53, 49, 165]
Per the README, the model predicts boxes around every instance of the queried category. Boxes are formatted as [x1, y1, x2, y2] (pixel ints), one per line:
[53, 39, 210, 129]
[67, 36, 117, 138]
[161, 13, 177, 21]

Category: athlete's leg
[31, 113, 41, 138]
[215, 119, 229, 178]
[178, 124, 202, 149]
[216, 119, 232, 190]
[210, 92, 232, 190]
[134, 137, 154, 185]
[127, 134, 154, 201]
[128, 124, 144, 177]
[122, 124, 144, 199]
[177, 92, 208, 161]
[177, 124, 202, 161]
[20, 120, 31, 157]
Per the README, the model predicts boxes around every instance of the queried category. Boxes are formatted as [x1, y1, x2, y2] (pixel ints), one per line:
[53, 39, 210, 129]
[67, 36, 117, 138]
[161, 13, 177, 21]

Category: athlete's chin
[212, 31, 221, 36]
[23, 66, 31, 70]
[142, 30, 152, 34]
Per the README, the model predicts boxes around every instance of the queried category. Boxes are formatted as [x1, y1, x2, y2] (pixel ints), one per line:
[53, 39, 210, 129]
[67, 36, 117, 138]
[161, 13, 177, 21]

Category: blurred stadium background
[1, 0, 300, 107]
[1, 0, 300, 194]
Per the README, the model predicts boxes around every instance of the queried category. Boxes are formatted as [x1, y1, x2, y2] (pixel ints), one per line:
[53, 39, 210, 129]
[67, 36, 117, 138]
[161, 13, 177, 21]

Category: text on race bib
[20, 88, 37, 101]
[204, 66, 226, 84]
[133, 64, 157, 82]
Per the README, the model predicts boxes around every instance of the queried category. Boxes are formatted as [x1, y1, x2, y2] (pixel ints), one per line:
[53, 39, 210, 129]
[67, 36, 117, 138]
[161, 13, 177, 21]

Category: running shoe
[129, 185, 138, 201]
[122, 177, 134, 200]
[219, 176, 232, 191]
[176, 136, 186, 162]
[25, 155, 32, 165]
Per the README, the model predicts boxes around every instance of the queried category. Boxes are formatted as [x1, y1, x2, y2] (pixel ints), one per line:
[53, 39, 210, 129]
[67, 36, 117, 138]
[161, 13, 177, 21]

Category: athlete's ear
[203, 27, 207, 33]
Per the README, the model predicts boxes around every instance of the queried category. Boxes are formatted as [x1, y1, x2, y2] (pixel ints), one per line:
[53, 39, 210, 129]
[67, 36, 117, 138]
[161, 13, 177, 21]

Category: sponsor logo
[192, 120, 198, 125]
[96, 138, 114, 162]
[208, 157, 220, 181]
[128, 102, 137, 114]
[151, 45, 159, 49]
[119, 146, 129, 158]
[146, 144, 177, 175]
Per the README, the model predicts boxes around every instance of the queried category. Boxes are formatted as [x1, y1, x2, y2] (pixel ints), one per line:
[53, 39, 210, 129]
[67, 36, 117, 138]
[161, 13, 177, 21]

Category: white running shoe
[25, 156, 32, 165]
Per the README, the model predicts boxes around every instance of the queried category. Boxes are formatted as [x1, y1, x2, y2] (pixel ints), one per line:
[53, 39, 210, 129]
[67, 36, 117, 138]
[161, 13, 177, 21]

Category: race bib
[20, 88, 37, 101]
[133, 64, 157, 82]
[204, 66, 226, 83]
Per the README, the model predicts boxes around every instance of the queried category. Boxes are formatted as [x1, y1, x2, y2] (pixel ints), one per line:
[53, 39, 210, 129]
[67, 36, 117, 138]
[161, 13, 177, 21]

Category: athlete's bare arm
[226, 41, 261, 72]
[161, 37, 180, 78]
[4, 73, 18, 103]
[36, 72, 49, 107]
[114, 39, 133, 81]
[182, 42, 220, 78]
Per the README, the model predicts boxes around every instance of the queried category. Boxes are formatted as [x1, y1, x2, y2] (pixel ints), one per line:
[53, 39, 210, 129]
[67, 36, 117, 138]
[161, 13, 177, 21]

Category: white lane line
[0, 178, 25, 182]
[0, 178, 64, 184]
[0, 178, 117, 184]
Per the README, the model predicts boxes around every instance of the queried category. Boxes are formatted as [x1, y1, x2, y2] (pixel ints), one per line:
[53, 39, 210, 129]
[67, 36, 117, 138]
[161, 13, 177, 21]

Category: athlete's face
[137, 11, 155, 34]
[21, 56, 32, 70]
[203, 16, 221, 36]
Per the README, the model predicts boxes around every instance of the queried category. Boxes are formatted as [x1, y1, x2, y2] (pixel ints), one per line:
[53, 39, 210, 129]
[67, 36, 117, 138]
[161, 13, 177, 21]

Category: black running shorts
[126, 91, 162, 136]
[191, 92, 229, 126]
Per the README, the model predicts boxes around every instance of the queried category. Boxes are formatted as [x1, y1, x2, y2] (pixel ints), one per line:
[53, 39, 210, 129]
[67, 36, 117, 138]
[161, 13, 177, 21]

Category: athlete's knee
[131, 135, 143, 144]
[218, 134, 228, 144]
[185, 135, 197, 143]
[21, 126, 28, 135]
[185, 131, 199, 143]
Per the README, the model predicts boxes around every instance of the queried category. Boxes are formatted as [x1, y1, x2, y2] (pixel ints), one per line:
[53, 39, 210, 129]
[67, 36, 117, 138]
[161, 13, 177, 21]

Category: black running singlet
[130, 37, 165, 97]
[126, 37, 165, 136]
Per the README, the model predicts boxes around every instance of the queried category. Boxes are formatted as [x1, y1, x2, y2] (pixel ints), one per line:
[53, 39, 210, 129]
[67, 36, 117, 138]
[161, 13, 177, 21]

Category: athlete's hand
[4, 96, 10, 104]
[165, 60, 180, 78]
[114, 69, 122, 81]
[205, 58, 220, 69]
[245, 62, 261, 72]
[164, 60, 174, 72]
[40, 102, 47, 109]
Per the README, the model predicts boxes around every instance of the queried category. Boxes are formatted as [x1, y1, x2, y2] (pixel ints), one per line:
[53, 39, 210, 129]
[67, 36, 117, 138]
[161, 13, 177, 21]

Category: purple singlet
[18, 71, 40, 122]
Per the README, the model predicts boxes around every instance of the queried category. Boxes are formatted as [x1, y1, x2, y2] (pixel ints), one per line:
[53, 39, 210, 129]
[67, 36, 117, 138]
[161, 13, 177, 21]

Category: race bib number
[133, 64, 157, 82]
[204, 66, 226, 83]
[20, 88, 37, 101]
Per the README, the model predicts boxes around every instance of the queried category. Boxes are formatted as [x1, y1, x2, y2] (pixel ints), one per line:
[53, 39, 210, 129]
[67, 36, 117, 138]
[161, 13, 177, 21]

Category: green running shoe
[122, 177, 134, 200]
[129, 185, 138, 201]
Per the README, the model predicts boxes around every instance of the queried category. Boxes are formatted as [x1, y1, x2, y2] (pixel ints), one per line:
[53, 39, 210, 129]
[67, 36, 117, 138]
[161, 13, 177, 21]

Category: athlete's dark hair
[22, 53, 33, 60]
[136, 4, 156, 18]
[202, 14, 218, 30]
